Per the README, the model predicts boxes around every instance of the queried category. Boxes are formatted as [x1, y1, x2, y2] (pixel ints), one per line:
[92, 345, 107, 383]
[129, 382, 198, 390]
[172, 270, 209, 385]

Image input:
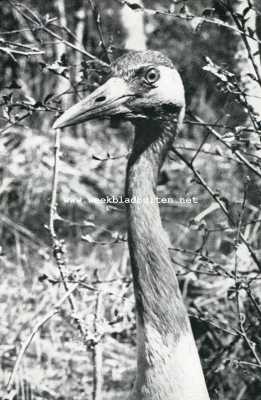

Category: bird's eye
[144, 68, 160, 85]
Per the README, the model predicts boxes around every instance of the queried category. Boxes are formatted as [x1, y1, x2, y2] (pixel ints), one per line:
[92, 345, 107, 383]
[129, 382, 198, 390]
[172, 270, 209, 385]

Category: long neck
[126, 115, 210, 400]
[126, 116, 186, 335]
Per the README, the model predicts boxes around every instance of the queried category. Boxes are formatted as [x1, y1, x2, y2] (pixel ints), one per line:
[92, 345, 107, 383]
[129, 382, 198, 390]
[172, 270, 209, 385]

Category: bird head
[53, 50, 185, 129]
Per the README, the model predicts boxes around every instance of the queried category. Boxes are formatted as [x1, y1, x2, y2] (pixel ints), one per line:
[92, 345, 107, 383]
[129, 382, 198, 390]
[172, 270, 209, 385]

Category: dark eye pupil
[145, 68, 159, 83]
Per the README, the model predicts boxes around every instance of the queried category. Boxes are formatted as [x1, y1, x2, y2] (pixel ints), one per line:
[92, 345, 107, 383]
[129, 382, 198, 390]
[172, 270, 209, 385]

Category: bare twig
[42, 25, 109, 67]
[0, 112, 31, 135]
[49, 128, 60, 240]
[115, 0, 261, 45]
[8, 0, 109, 67]
[189, 113, 261, 179]
[246, 287, 261, 319]
[171, 147, 261, 272]
[232, 184, 261, 368]
[88, 0, 111, 63]
[227, 3, 261, 86]
[183, 118, 261, 134]
[236, 328, 261, 366]
[92, 291, 104, 400]
[0, 45, 43, 59]
[49, 129, 86, 338]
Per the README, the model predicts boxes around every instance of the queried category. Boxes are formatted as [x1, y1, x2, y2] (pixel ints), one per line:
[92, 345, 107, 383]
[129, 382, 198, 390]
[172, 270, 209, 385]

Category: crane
[53, 50, 210, 400]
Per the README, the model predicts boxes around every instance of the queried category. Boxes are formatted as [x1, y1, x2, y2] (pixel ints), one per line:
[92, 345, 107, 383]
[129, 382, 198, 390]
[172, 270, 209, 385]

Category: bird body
[53, 50, 210, 400]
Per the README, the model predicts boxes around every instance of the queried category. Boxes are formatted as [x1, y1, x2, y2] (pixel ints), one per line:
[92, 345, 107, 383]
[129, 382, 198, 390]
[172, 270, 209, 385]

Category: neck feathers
[126, 114, 187, 335]
[126, 113, 210, 400]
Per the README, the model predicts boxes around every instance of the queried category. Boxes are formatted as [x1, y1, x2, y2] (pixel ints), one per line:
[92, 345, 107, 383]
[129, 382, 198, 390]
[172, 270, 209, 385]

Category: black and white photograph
[1, 0, 261, 399]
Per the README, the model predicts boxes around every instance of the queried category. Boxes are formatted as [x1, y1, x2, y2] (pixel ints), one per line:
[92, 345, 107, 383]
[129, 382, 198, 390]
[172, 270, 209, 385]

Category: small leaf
[111, 231, 120, 239]
[39, 61, 47, 69]
[191, 17, 203, 32]
[215, 146, 223, 156]
[180, 5, 189, 15]
[82, 234, 95, 243]
[45, 60, 69, 77]
[242, 5, 252, 17]
[24, 95, 37, 105]
[92, 154, 104, 160]
[222, 131, 235, 141]
[60, 53, 68, 66]
[38, 274, 48, 282]
[83, 220, 95, 227]
[246, 72, 257, 82]
[125, 1, 143, 10]
[2, 107, 9, 120]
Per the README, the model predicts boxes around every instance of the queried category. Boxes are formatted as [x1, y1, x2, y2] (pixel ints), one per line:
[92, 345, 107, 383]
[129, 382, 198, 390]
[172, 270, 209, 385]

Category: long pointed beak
[53, 77, 134, 129]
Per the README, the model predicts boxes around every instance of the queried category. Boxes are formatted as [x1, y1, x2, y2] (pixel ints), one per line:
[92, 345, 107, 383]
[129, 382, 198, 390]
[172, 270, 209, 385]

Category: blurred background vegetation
[1, 0, 261, 399]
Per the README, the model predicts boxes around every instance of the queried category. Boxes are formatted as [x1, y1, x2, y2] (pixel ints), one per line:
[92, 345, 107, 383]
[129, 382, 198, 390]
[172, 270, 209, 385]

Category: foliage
[0, 0, 261, 399]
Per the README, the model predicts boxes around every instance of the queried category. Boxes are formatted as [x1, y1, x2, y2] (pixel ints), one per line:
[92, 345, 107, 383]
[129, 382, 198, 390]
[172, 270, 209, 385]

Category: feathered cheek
[148, 85, 181, 108]
[150, 66, 185, 108]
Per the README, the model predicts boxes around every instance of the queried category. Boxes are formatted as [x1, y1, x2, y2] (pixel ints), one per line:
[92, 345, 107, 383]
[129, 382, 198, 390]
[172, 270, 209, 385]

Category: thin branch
[171, 147, 261, 272]
[88, 0, 111, 63]
[232, 184, 260, 367]
[183, 118, 261, 133]
[92, 291, 104, 400]
[49, 128, 60, 239]
[0, 46, 43, 60]
[247, 287, 261, 319]
[0, 112, 31, 136]
[42, 25, 109, 67]
[189, 113, 261, 179]
[49, 128, 86, 338]
[228, 5, 261, 87]
[9, 0, 109, 67]
[115, 0, 261, 45]
[190, 313, 238, 337]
